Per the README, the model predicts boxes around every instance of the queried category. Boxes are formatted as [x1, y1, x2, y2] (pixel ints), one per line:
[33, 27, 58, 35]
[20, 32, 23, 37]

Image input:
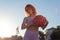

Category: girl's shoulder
[23, 17, 29, 21]
[24, 17, 28, 19]
[24, 16, 31, 19]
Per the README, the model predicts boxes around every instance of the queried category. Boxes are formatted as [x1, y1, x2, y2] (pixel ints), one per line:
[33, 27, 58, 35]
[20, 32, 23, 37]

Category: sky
[0, 0, 60, 37]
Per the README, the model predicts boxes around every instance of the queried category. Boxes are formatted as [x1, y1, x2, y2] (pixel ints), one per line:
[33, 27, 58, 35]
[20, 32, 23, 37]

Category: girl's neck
[28, 14, 35, 18]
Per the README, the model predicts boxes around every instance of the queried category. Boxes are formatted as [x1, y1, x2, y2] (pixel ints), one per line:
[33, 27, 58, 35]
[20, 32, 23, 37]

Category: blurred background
[0, 0, 60, 40]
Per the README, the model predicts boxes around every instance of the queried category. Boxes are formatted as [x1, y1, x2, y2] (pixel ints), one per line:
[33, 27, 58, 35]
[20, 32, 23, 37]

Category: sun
[0, 18, 16, 38]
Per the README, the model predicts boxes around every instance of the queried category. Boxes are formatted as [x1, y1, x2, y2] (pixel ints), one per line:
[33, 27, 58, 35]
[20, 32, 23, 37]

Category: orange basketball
[33, 15, 48, 28]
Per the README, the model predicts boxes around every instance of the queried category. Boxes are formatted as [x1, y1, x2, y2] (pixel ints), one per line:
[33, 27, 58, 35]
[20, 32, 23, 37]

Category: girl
[21, 4, 48, 40]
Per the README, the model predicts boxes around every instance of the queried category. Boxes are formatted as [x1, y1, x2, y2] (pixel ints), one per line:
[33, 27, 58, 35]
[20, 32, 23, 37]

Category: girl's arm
[21, 17, 27, 30]
[42, 20, 49, 30]
[21, 17, 33, 30]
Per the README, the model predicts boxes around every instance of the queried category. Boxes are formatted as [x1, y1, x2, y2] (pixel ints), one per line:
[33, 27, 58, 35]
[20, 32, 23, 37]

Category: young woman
[21, 4, 48, 40]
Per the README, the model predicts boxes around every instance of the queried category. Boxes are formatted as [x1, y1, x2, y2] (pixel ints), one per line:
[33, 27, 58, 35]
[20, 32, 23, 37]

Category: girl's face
[29, 8, 36, 16]
[29, 8, 33, 14]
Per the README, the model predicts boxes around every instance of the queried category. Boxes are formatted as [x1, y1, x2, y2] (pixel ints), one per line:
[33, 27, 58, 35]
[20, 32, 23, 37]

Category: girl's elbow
[21, 27, 24, 30]
[21, 26, 26, 30]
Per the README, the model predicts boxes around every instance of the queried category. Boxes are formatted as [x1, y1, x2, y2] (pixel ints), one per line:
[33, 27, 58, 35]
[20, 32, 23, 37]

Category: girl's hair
[24, 4, 37, 16]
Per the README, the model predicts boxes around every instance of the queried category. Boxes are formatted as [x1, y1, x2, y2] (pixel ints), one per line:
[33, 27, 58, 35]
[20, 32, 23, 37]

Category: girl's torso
[26, 16, 39, 32]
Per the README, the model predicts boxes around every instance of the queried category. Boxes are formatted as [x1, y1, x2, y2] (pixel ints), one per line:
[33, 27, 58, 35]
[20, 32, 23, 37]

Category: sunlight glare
[0, 17, 16, 38]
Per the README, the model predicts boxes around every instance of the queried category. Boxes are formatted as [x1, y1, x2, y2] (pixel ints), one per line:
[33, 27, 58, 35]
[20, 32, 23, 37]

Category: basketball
[33, 15, 48, 28]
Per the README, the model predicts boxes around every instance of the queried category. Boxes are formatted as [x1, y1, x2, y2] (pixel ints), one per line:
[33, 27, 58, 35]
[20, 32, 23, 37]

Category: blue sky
[0, 0, 60, 37]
